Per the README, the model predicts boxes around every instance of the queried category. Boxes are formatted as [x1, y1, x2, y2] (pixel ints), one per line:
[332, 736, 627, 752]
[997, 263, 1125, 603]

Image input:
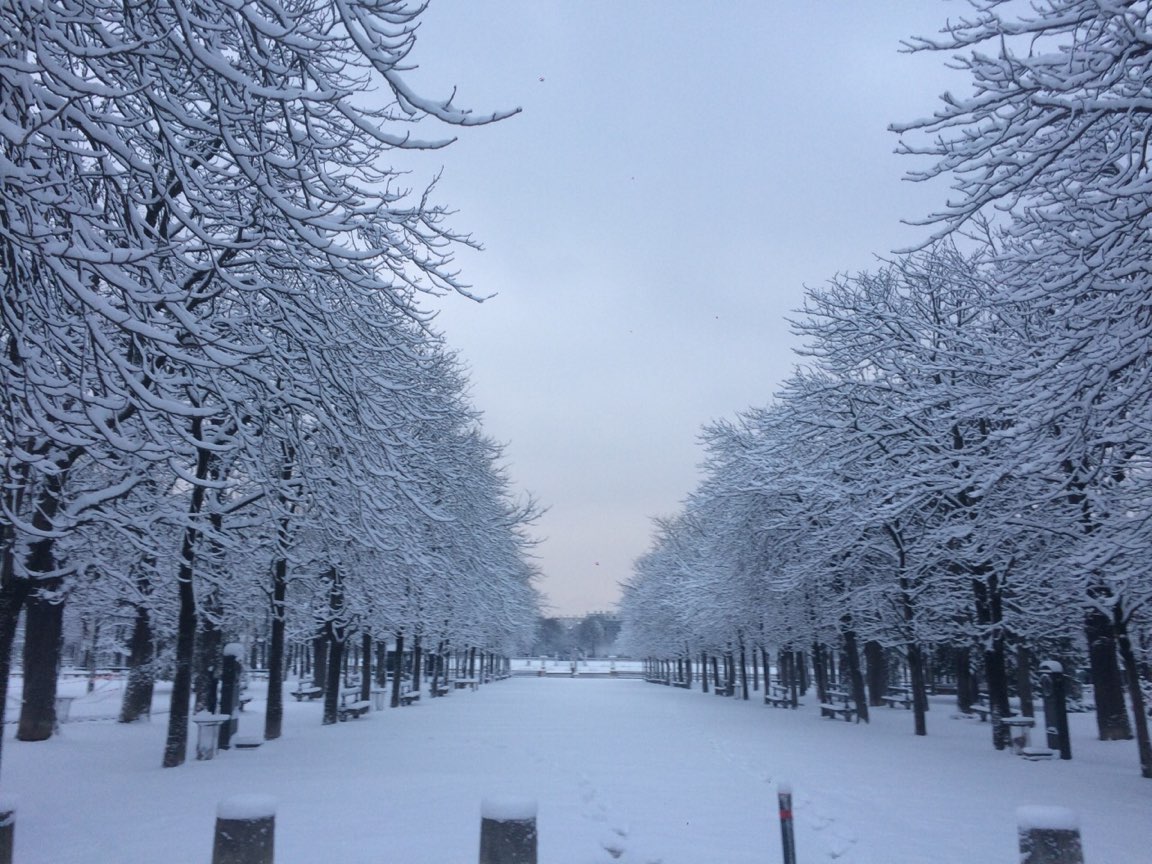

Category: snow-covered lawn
[6, 676, 1149, 863]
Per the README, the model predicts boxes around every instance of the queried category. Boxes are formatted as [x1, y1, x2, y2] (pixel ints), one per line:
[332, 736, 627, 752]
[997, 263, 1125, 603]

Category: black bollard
[0, 804, 14, 864]
[212, 794, 276, 864]
[479, 798, 537, 864]
[1017, 806, 1083, 864]
[777, 782, 796, 864]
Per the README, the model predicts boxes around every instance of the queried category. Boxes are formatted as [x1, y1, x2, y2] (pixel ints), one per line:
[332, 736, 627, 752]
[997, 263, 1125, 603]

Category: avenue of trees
[620, 0, 1152, 779]
[0, 0, 540, 777]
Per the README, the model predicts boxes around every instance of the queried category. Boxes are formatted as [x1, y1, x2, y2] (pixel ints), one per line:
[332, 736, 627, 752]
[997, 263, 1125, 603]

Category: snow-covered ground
[6, 675, 1150, 863]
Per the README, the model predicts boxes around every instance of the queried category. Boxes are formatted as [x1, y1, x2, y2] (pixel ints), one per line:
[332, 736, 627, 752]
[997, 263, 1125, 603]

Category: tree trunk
[263, 554, 288, 741]
[17, 579, 65, 741]
[812, 642, 828, 703]
[956, 646, 976, 714]
[412, 634, 422, 692]
[0, 570, 30, 781]
[795, 650, 809, 694]
[390, 633, 405, 708]
[739, 644, 749, 700]
[985, 636, 1012, 750]
[193, 599, 221, 715]
[908, 643, 928, 736]
[865, 641, 887, 707]
[1085, 606, 1132, 740]
[1114, 610, 1152, 779]
[162, 570, 197, 768]
[321, 570, 346, 726]
[375, 641, 387, 687]
[1016, 643, 1035, 718]
[16, 474, 71, 743]
[700, 652, 709, 693]
[842, 627, 869, 723]
[119, 601, 155, 723]
[322, 631, 344, 726]
[973, 572, 1013, 749]
[311, 635, 329, 692]
[162, 438, 213, 768]
[360, 632, 373, 703]
[85, 620, 100, 694]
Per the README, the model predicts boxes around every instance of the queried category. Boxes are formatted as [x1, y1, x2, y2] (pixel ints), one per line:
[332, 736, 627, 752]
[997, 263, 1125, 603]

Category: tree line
[619, 0, 1152, 779]
[0, 0, 540, 776]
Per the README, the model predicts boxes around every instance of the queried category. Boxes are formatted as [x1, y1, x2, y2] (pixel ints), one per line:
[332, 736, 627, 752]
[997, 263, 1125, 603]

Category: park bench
[672, 679, 691, 689]
[962, 699, 992, 722]
[764, 687, 798, 708]
[398, 689, 420, 707]
[290, 685, 323, 702]
[454, 678, 480, 691]
[820, 702, 857, 722]
[432, 681, 451, 697]
[238, 694, 253, 712]
[713, 682, 735, 697]
[337, 689, 371, 721]
[882, 688, 913, 709]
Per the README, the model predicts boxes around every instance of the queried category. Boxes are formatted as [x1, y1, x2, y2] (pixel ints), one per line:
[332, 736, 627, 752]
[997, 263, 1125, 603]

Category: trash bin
[193, 714, 230, 761]
[53, 696, 76, 728]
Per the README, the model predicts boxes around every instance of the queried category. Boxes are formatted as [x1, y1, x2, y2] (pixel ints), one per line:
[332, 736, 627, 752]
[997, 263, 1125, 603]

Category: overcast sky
[400, 2, 963, 616]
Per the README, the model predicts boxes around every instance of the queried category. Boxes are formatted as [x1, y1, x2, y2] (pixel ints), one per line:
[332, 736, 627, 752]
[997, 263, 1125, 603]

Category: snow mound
[217, 794, 277, 821]
[481, 797, 537, 821]
[1017, 806, 1079, 832]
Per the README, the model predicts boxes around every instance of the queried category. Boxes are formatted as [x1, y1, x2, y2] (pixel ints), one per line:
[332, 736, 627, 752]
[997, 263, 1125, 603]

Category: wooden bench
[432, 682, 451, 697]
[337, 690, 371, 721]
[290, 685, 323, 702]
[820, 702, 857, 722]
[713, 683, 735, 696]
[454, 678, 479, 691]
[966, 703, 991, 722]
[672, 680, 691, 689]
[882, 691, 913, 709]
[238, 695, 253, 712]
[398, 689, 420, 707]
[764, 686, 798, 708]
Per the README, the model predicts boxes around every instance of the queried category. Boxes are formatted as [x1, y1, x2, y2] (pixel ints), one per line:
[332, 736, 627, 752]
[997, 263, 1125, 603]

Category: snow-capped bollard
[1017, 806, 1083, 864]
[479, 797, 537, 864]
[777, 781, 796, 864]
[0, 801, 16, 864]
[212, 794, 276, 864]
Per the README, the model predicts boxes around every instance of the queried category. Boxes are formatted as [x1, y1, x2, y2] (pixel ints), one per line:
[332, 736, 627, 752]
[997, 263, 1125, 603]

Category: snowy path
[6, 677, 1150, 862]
